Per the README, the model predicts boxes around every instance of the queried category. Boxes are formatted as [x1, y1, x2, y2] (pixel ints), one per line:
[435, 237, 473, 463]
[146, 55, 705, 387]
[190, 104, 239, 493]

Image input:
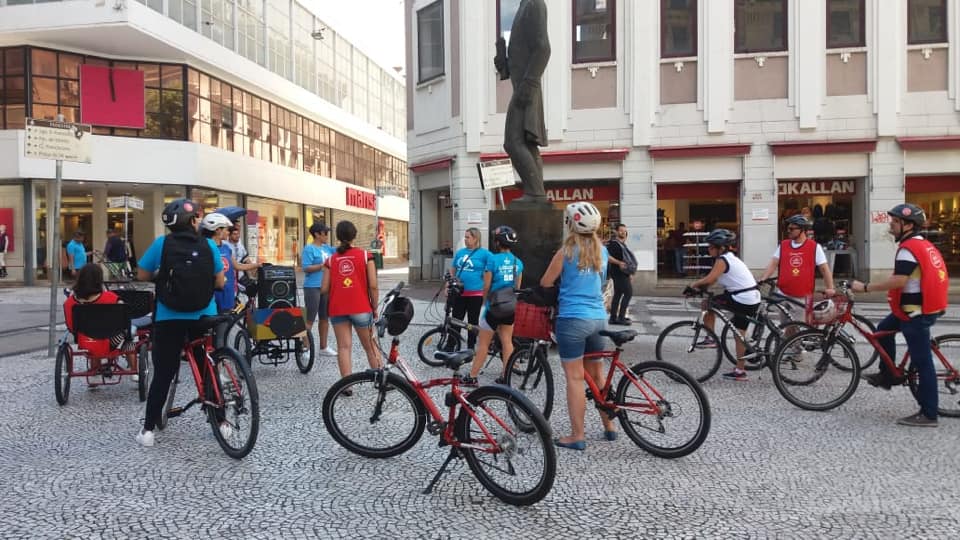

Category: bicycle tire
[295, 332, 315, 374]
[762, 321, 817, 368]
[839, 314, 879, 371]
[720, 302, 793, 369]
[771, 330, 860, 411]
[208, 347, 260, 459]
[323, 370, 426, 458]
[655, 321, 722, 382]
[907, 334, 960, 418]
[232, 326, 253, 364]
[504, 343, 554, 426]
[614, 361, 711, 459]
[455, 385, 556, 506]
[157, 370, 178, 431]
[137, 345, 150, 402]
[417, 326, 462, 367]
[54, 342, 72, 406]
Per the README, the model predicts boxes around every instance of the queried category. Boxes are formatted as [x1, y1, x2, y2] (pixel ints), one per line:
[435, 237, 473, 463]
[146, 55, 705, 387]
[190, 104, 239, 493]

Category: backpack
[156, 232, 216, 312]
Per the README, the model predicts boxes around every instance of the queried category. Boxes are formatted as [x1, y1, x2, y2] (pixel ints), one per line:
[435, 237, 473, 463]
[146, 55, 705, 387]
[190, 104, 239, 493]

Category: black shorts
[482, 310, 515, 330]
[712, 293, 759, 331]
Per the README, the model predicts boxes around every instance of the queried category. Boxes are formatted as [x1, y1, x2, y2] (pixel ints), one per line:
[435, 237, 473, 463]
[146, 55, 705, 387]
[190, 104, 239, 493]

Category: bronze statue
[495, 0, 551, 208]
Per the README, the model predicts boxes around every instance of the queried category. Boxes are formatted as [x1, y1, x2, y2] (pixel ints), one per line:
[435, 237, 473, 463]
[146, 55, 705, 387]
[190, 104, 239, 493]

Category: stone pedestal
[489, 208, 564, 288]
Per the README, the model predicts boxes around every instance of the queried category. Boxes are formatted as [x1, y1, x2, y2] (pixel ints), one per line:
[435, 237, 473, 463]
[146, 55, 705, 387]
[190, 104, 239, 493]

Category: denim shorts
[329, 312, 374, 328]
[555, 318, 608, 362]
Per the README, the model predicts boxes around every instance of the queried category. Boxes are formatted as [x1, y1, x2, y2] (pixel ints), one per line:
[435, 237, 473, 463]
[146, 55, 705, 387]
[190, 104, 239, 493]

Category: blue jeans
[876, 312, 942, 419]
[329, 312, 374, 328]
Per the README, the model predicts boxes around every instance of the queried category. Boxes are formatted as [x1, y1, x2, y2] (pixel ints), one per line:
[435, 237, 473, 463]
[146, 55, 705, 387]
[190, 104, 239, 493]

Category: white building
[0, 0, 409, 284]
[405, 0, 960, 291]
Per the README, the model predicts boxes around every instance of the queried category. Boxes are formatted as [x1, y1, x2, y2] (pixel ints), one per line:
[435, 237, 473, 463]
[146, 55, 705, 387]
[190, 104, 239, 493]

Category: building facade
[405, 0, 960, 290]
[0, 0, 409, 284]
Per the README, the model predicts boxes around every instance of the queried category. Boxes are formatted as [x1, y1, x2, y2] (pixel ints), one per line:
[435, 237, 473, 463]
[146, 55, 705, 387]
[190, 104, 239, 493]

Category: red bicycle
[322, 283, 556, 506]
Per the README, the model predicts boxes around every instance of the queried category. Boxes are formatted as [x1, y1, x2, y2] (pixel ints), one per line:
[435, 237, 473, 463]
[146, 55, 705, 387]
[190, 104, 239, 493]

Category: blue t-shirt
[214, 242, 237, 312]
[485, 252, 524, 308]
[66, 240, 87, 270]
[302, 243, 335, 289]
[558, 245, 609, 320]
[138, 236, 224, 321]
[452, 247, 491, 293]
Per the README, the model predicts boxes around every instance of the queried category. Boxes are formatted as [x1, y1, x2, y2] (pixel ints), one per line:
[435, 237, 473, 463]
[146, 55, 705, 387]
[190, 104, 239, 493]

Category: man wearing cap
[759, 214, 836, 314]
[302, 222, 337, 358]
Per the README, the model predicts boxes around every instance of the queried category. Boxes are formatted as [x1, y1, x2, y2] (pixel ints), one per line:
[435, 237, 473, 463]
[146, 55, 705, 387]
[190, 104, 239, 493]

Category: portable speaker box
[257, 265, 297, 309]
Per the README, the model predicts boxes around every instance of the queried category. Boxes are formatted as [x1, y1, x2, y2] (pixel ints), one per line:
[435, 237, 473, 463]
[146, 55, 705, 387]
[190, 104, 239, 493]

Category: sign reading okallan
[79, 65, 146, 129]
[346, 187, 376, 211]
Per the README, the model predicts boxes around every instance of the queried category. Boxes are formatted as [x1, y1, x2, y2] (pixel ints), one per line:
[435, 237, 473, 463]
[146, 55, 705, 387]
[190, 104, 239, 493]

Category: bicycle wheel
[614, 361, 711, 459]
[907, 334, 960, 418]
[455, 385, 556, 506]
[322, 370, 426, 458]
[655, 321, 722, 382]
[504, 343, 554, 425]
[208, 348, 260, 459]
[137, 345, 151, 402]
[719, 321, 767, 371]
[763, 321, 816, 365]
[417, 326, 462, 367]
[838, 314, 879, 371]
[295, 332, 315, 374]
[232, 326, 253, 364]
[54, 342, 72, 406]
[771, 330, 860, 411]
[157, 370, 178, 431]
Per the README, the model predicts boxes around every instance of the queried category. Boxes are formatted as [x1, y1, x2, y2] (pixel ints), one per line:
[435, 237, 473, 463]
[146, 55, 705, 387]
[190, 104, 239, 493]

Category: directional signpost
[25, 116, 94, 356]
[108, 195, 144, 254]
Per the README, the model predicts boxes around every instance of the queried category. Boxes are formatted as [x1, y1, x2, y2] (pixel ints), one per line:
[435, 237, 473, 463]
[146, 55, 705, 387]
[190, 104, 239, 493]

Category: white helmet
[201, 212, 232, 232]
[565, 202, 602, 234]
[810, 299, 837, 324]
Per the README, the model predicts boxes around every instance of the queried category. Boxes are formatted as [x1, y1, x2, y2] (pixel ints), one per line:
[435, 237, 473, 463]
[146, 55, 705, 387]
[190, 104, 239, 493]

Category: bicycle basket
[512, 302, 554, 341]
[805, 295, 848, 325]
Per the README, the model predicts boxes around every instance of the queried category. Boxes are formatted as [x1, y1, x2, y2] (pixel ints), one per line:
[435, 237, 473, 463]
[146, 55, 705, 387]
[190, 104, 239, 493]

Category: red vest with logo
[325, 247, 374, 317]
[887, 237, 949, 321]
[777, 239, 817, 298]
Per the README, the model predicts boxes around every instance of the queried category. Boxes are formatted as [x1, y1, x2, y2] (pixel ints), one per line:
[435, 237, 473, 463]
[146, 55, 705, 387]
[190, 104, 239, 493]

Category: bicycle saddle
[433, 350, 475, 371]
[599, 329, 638, 346]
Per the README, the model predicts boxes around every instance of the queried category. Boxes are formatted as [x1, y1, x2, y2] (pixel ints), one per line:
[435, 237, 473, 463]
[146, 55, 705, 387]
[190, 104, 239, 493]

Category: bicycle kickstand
[423, 448, 460, 495]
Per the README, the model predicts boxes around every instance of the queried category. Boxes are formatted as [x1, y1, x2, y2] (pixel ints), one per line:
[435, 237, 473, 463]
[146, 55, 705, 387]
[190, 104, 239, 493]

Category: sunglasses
[786, 226, 801, 231]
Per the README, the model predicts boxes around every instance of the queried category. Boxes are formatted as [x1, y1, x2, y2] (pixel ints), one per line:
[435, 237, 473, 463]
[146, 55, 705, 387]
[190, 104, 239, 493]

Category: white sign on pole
[24, 118, 92, 164]
[477, 159, 519, 190]
[108, 196, 126, 208]
[125, 196, 144, 210]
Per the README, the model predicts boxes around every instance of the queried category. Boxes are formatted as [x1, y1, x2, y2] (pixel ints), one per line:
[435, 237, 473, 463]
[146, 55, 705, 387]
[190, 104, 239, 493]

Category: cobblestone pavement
[2, 289, 960, 539]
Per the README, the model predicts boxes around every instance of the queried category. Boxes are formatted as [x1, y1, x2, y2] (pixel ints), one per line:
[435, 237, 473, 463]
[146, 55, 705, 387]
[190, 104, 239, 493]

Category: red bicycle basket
[513, 302, 554, 341]
[805, 294, 849, 325]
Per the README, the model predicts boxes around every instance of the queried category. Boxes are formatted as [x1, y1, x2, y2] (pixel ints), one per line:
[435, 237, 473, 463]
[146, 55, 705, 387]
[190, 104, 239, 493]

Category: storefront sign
[501, 184, 621, 205]
[778, 180, 856, 196]
[346, 187, 376, 211]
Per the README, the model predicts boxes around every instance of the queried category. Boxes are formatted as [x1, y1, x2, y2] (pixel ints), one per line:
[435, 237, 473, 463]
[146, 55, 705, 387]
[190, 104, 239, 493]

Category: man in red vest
[852, 203, 949, 427]
[759, 214, 836, 309]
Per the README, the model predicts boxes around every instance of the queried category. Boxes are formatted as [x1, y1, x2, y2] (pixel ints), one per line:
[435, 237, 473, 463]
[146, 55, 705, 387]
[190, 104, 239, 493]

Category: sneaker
[219, 422, 233, 439]
[461, 376, 478, 386]
[696, 337, 718, 348]
[319, 346, 337, 357]
[722, 369, 747, 381]
[136, 429, 155, 447]
[131, 374, 140, 383]
[896, 412, 938, 428]
[494, 376, 508, 385]
[862, 372, 894, 390]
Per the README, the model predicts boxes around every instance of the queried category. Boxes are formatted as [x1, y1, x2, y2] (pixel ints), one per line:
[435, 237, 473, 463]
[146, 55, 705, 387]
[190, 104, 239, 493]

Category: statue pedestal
[489, 208, 564, 288]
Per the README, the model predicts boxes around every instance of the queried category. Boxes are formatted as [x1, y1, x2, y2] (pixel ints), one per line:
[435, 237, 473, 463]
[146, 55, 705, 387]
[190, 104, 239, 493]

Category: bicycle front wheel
[504, 343, 554, 424]
[322, 370, 426, 458]
[655, 321, 722, 382]
[840, 314, 879, 371]
[614, 361, 711, 459]
[771, 330, 860, 411]
[295, 332, 315, 374]
[908, 334, 960, 417]
[208, 348, 260, 459]
[455, 385, 556, 506]
[417, 326, 462, 367]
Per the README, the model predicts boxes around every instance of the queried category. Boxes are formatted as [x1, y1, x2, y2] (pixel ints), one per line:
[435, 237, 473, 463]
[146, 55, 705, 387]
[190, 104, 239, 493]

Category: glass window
[497, 0, 522, 43]
[268, 0, 291, 79]
[661, 0, 696, 58]
[31, 76, 57, 105]
[31, 49, 57, 76]
[827, 0, 864, 48]
[574, 0, 616, 63]
[908, 0, 947, 44]
[734, 0, 787, 53]
[417, 1, 444, 83]
[58, 53, 82, 79]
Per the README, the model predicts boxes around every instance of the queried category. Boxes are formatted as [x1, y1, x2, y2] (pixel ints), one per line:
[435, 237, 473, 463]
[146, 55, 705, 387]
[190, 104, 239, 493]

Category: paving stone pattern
[1, 295, 959, 539]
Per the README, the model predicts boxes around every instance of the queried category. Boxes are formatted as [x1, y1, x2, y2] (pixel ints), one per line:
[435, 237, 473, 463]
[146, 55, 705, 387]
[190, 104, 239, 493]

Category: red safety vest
[888, 237, 949, 321]
[777, 239, 817, 298]
[325, 247, 374, 317]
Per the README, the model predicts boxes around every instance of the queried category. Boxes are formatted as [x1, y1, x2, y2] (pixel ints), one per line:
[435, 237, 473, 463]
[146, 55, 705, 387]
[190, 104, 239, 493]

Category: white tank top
[717, 252, 761, 305]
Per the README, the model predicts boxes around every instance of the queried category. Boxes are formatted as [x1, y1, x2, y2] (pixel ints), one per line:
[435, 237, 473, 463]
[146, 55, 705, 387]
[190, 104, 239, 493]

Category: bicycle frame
[693, 294, 776, 353]
[176, 334, 228, 411]
[581, 348, 667, 417]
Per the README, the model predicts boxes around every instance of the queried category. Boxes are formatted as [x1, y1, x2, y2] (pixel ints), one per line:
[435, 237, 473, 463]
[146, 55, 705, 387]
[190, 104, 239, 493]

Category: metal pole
[124, 192, 129, 259]
[497, 188, 505, 209]
[47, 113, 65, 357]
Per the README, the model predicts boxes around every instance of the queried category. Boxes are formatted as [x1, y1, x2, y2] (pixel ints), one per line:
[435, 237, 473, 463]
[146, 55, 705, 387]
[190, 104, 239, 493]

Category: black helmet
[494, 225, 518, 247]
[162, 198, 200, 232]
[784, 215, 812, 229]
[705, 228, 737, 247]
[887, 203, 926, 226]
[383, 296, 414, 336]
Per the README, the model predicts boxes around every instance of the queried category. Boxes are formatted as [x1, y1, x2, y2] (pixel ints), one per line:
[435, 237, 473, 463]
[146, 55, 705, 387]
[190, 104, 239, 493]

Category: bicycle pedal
[167, 407, 184, 419]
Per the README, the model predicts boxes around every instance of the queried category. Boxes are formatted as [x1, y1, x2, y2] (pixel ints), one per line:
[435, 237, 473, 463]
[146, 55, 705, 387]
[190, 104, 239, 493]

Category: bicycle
[322, 282, 556, 506]
[225, 287, 316, 374]
[582, 329, 711, 458]
[503, 337, 554, 427]
[770, 282, 960, 414]
[156, 313, 261, 459]
[91, 249, 135, 282]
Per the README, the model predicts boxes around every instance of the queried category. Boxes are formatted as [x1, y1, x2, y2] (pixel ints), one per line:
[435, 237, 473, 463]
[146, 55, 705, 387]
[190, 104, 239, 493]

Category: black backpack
[156, 231, 216, 312]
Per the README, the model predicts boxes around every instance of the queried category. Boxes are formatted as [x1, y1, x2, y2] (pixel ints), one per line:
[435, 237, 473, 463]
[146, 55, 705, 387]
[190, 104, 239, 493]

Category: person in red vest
[851, 204, 949, 427]
[759, 214, 836, 309]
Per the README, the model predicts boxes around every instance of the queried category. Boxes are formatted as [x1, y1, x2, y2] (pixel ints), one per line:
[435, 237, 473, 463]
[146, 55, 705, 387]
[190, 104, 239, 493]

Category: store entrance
[907, 175, 960, 274]
[657, 182, 740, 278]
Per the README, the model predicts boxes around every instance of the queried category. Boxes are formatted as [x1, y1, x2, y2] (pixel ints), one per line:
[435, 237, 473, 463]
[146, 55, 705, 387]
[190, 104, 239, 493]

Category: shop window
[906, 176, 960, 273]
[497, 0, 521, 43]
[661, 0, 697, 58]
[734, 0, 787, 53]
[827, 0, 865, 49]
[908, 0, 947, 44]
[573, 0, 616, 63]
[1, 48, 27, 129]
[417, 1, 445, 83]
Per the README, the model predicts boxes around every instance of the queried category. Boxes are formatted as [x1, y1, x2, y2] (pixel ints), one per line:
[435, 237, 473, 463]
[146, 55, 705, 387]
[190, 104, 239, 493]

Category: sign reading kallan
[346, 187, 376, 211]
[778, 180, 856, 196]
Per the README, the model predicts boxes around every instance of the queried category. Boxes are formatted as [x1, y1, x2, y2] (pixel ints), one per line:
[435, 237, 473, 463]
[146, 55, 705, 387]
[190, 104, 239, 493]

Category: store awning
[408, 156, 456, 174]
[768, 139, 877, 156]
[896, 136, 960, 151]
[648, 143, 752, 159]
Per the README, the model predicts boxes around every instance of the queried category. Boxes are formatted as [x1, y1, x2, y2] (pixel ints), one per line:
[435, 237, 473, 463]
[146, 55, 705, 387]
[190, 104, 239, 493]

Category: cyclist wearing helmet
[201, 212, 259, 314]
[686, 229, 761, 381]
[135, 199, 226, 447]
[759, 214, 836, 314]
[463, 225, 524, 385]
[541, 202, 613, 450]
[851, 203, 948, 427]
